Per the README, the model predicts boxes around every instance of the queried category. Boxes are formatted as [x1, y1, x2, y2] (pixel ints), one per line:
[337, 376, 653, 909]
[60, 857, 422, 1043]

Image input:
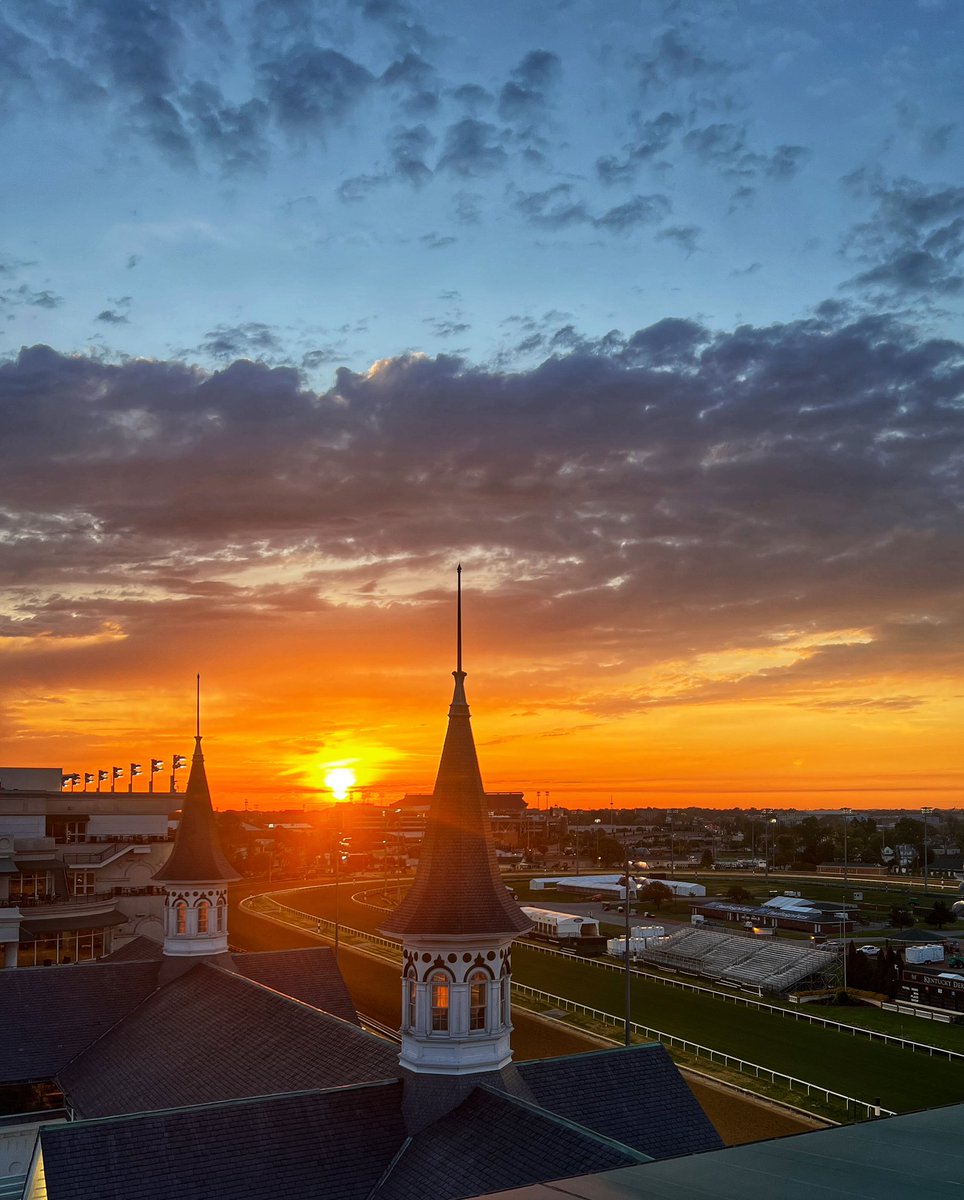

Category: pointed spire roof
[382, 568, 531, 938]
[154, 683, 240, 885]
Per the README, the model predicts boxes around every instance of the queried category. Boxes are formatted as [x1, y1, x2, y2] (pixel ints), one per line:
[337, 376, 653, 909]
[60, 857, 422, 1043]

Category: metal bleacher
[641, 927, 837, 994]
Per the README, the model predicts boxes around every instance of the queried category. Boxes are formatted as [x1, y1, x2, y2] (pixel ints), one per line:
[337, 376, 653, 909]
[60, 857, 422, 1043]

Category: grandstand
[642, 927, 838, 995]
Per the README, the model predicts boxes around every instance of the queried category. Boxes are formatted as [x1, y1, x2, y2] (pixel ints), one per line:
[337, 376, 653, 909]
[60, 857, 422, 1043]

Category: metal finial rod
[196, 673, 201, 738]
[456, 563, 462, 674]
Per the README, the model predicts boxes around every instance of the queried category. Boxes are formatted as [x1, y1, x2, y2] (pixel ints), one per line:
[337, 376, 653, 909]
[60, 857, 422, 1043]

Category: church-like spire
[382, 568, 530, 939]
[154, 676, 239, 886]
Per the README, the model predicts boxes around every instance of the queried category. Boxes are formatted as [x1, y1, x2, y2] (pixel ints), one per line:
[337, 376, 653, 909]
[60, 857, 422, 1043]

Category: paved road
[229, 880, 821, 1146]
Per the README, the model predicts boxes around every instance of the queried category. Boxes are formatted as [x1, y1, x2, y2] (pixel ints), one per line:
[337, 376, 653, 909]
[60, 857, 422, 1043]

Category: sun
[323, 766, 357, 801]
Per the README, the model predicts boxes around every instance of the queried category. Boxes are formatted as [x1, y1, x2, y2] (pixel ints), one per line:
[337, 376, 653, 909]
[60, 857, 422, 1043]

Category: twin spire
[382, 565, 531, 938]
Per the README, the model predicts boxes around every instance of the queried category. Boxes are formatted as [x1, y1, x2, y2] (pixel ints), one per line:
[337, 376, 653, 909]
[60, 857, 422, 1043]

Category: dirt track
[231, 887, 823, 1147]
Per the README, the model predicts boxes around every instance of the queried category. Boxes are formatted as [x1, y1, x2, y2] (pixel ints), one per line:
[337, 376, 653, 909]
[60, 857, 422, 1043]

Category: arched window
[500, 976, 510, 1026]
[469, 971, 488, 1031]
[430, 971, 450, 1031]
[405, 970, 417, 1031]
[175, 900, 187, 936]
[215, 897, 226, 932]
[197, 899, 210, 934]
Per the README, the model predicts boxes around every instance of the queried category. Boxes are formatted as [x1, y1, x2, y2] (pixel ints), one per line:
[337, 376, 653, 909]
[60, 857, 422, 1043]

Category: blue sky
[2, 0, 964, 807]
[3, 0, 962, 374]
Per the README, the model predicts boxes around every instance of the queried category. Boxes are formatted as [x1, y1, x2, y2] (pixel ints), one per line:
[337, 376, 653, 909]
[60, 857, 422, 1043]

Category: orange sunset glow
[4, 566, 962, 811]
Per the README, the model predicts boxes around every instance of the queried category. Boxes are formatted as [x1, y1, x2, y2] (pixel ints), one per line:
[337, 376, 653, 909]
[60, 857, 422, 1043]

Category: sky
[1, 0, 963, 810]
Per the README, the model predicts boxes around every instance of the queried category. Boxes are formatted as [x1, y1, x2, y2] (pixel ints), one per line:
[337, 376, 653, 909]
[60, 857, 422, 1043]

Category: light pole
[667, 811, 676, 880]
[921, 807, 933, 894]
[594, 818, 602, 869]
[763, 812, 776, 881]
[333, 833, 350, 960]
[841, 808, 852, 888]
[623, 845, 645, 1047]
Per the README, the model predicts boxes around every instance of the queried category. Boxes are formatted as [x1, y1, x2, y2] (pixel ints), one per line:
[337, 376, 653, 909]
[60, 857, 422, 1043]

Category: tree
[927, 900, 955, 930]
[890, 905, 914, 929]
[700, 848, 714, 869]
[638, 881, 674, 911]
[726, 884, 755, 905]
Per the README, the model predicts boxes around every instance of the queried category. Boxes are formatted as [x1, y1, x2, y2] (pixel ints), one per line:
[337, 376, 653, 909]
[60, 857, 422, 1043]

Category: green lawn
[271, 881, 964, 1113]
[513, 946, 964, 1113]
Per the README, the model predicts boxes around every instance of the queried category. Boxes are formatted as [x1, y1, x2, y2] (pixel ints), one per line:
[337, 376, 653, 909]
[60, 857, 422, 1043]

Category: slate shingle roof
[39, 1084, 408, 1200]
[235, 947, 358, 1025]
[515, 1043, 723, 1160]
[153, 737, 240, 884]
[0, 961, 161, 1083]
[58, 961, 401, 1117]
[381, 672, 532, 939]
[372, 1084, 648, 1200]
[101, 935, 165, 963]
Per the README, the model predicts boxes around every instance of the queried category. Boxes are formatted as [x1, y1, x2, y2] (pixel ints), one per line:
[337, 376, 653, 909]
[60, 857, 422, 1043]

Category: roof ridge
[365, 1132, 414, 1199]
[474, 1083, 654, 1164]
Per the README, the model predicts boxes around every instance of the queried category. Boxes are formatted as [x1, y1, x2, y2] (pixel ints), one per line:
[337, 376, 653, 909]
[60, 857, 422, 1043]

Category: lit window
[469, 971, 487, 1031]
[197, 900, 210, 934]
[431, 972, 450, 1031]
[175, 900, 187, 935]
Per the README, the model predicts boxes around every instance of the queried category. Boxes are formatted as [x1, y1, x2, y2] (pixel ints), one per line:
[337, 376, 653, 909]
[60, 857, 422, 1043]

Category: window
[501, 977, 510, 1026]
[197, 900, 210, 934]
[469, 971, 487, 1031]
[216, 897, 226, 931]
[175, 900, 187, 935]
[406, 973, 417, 1031]
[9, 871, 55, 904]
[72, 870, 95, 897]
[430, 972, 450, 1031]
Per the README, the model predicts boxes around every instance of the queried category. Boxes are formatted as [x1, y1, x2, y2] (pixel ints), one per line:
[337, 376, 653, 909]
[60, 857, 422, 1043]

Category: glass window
[197, 900, 210, 934]
[430, 971, 450, 1031]
[72, 870, 95, 897]
[469, 971, 487, 1031]
[175, 900, 187, 935]
[407, 975, 417, 1031]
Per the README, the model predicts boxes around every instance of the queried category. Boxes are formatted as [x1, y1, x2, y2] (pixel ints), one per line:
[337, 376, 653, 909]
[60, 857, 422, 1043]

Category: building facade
[0, 768, 173, 968]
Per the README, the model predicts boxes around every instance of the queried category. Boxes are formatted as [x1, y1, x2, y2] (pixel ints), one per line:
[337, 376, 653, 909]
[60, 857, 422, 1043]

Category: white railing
[517, 941, 964, 1062]
[512, 981, 893, 1121]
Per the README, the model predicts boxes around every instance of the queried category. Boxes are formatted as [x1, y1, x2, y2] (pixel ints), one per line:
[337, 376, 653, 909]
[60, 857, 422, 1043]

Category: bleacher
[641, 927, 837, 994]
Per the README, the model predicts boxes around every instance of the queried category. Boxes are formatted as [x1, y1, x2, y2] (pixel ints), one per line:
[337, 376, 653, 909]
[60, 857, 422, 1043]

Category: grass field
[272, 881, 964, 1115]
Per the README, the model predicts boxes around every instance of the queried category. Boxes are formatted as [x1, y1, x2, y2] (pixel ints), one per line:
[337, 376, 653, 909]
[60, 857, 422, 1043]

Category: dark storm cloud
[3, 311, 962, 711]
[842, 172, 964, 298]
[436, 118, 507, 177]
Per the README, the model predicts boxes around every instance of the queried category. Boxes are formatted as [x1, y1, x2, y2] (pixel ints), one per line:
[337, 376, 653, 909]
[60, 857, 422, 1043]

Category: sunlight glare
[324, 766, 357, 800]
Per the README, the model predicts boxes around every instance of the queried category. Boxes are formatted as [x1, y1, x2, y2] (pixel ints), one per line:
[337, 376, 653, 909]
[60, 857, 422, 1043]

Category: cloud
[196, 322, 285, 361]
[95, 309, 129, 325]
[637, 28, 733, 92]
[656, 224, 701, 256]
[436, 118, 507, 177]
[596, 111, 682, 185]
[593, 194, 670, 232]
[498, 49, 561, 123]
[842, 172, 964, 298]
[3, 284, 63, 309]
[258, 45, 374, 136]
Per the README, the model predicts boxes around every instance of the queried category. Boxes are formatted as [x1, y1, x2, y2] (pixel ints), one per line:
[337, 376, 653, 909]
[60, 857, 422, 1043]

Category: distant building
[0, 768, 174, 968]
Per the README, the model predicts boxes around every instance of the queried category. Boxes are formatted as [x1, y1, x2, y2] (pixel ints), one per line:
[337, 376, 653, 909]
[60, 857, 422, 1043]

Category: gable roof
[381, 669, 531, 939]
[371, 1083, 648, 1200]
[0, 960, 161, 1083]
[39, 1083, 408, 1200]
[58, 961, 400, 1117]
[515, 1043, 723, 1160]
